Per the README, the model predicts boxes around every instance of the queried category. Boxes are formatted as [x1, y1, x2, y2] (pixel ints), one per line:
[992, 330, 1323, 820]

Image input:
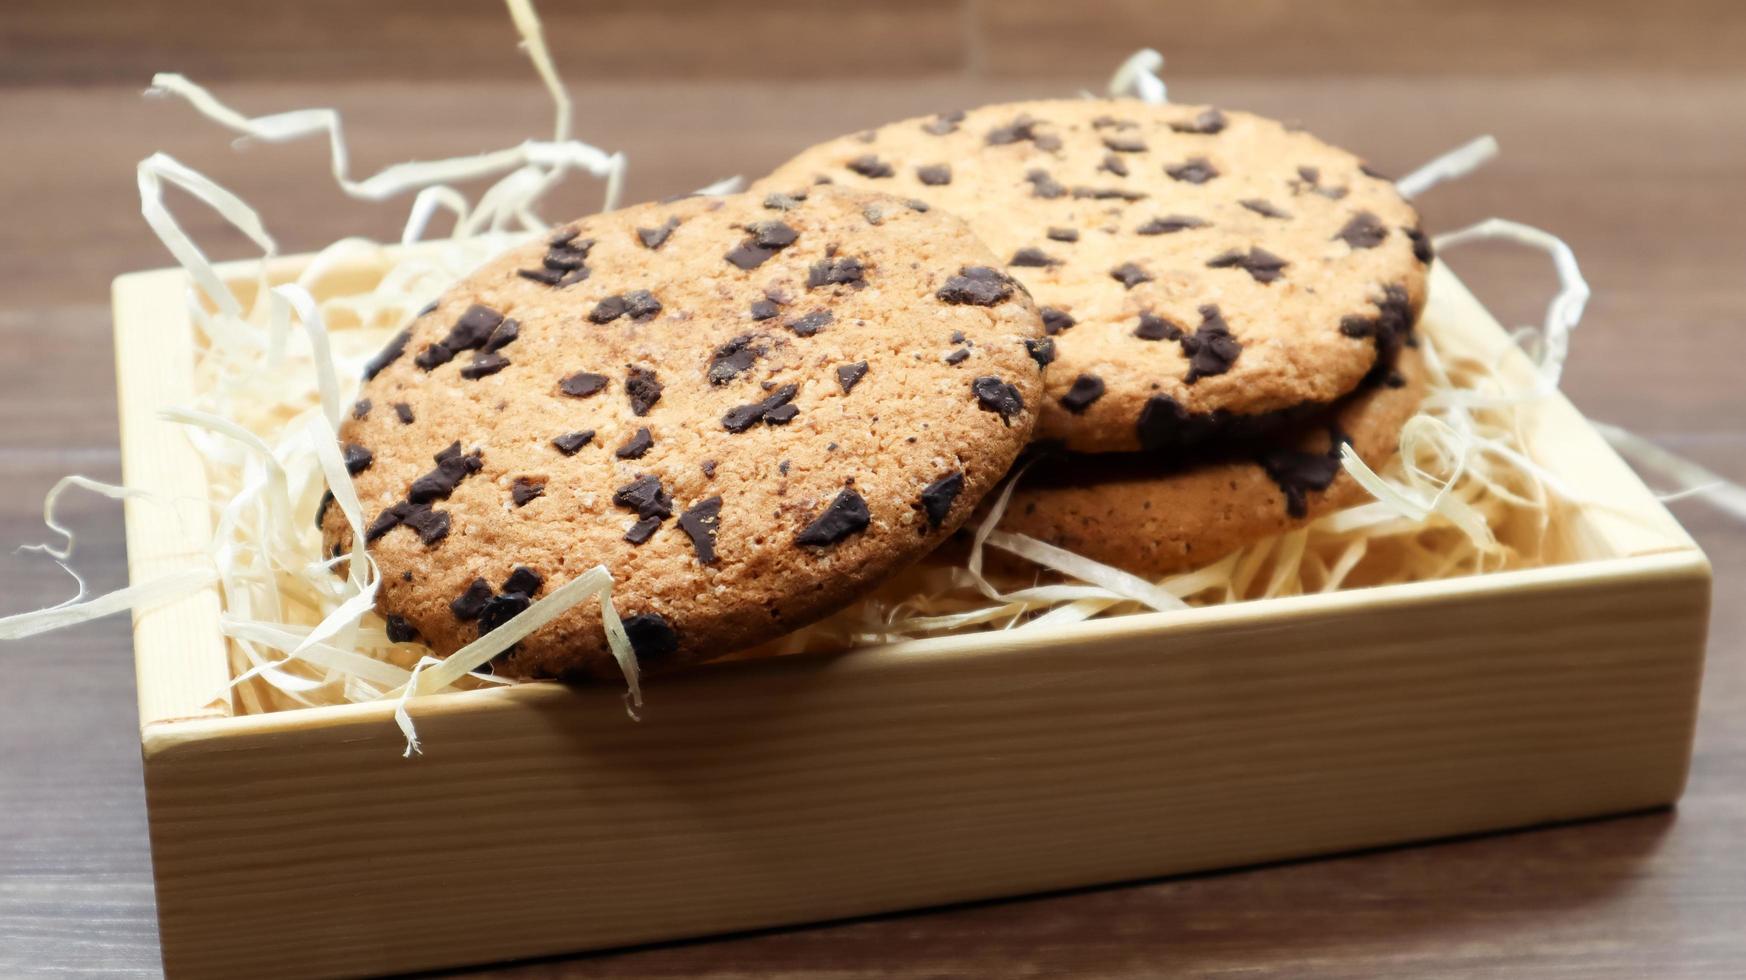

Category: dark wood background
[2, 2, 1743, 976]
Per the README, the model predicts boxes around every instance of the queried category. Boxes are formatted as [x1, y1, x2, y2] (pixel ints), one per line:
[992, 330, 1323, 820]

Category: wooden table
[3, 3, 1744, 975]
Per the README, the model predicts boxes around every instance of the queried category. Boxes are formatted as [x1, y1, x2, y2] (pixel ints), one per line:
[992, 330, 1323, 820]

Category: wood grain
[3, 2, 1746, 976]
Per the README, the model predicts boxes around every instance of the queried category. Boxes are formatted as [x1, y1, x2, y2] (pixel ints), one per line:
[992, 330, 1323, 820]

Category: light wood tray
[113, 256, 1711, 979]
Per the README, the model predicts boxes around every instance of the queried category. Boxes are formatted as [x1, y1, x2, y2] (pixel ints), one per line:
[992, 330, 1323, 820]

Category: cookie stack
[326, 98, 1428, 680]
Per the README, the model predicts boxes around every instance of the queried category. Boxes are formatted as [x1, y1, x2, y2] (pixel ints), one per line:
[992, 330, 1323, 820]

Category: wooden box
[113, 256, 1711, 979]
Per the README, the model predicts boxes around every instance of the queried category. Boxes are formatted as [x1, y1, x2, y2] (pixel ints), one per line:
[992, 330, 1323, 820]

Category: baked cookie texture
[759, 99, 1430, 454]
[992, 344, 1426, 579]
[323, 187, 1046, 680]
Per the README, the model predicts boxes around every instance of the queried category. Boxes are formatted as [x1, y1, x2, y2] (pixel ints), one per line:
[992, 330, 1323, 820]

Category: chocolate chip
[1241, 199, 1290, 219]
[1110, 262, 1153, 289]
[1059, 374, 1105, 413]
[1261, 427, 1350, 517]
[552, 430, 595, 455]
[1047, 227, 1079, 243]
[625, 366, 662, 416]
[460, 351, 510, 379]
[1009, 247, 1058, 268]
[922, 110, 964, 135]
[806, 256, 866, 289]
[522, 235, 594, 287]
[616, 427, 654, 459]
[549, 226, 580, 247]
[560, 371, 608, 398]
[905, 199, 930, 212]
[510, 477, 545, 507]
[837, 362, 868, 393]
[1092, 115, 1136, 130]
[414, 342, 457, 371]
[1024, 169, 1066, 199]
[986, 115, 1040, 146]
[450, 578, 493, 620]
[916, 164, 952, 185]
[1405, 226, 1433, 264]
[636, 217, 680, 249]
[1133, 313, 1183, 341]
[478, 592, 531, 635]
[1103, 134, 1148, 153]
[749, 299, 780, 321]
[1170, 108, 1227, 134]
[1101, 154, 1130, 177]
[1181, 305, 1242, 382]
[708, 334, 766, 384]
[678, 496, 723, 564]
[972, 375, 1024, 425]
[1207, 247, 1289, 284]
[401, 505, 450, 545]
[384, 615, 418, 643]
[1071, 186, 1147, 202]
[847, 154, 895, 178]
[416, 305, 508, 370]
[408, 444, 483, 503]
[950, 331, 966, 344]
[725, 221, 799, 270]
[1342, 284, 1416, 384]
[1336, 211, 1389, 249]
[351, 399, 371, 420]
[315, 489, 333, 530]
[1136, 214, 1209, 236]
[1024, 337, 1056, 367]
[623, 612, 680, 662]
[796, 488, 871, 547]
[496, 566, 542, 598]
[919, 471, 963, 527]
[343, 443, 373, 474]
[589, 295, 629, 323]
[763, 403, 800, 425]
[945, 347, 971, 365]
[365, 501, 409, 541]
[786, 310, 833, 336]
[624, 516, 661, 545]
[483, 318, 520, 353]
[1165, 158, 1219, 184]
[394, 402, 415, 424]
[363, 329, 411, 380]
[937, 265, 1015, 306]
[613, 474, 673, 520]
[722, 383, 799, 432]
[1034, 133, 1063, 152]
[701, 459, 717, 478]
[1041, 308, 1076, 335]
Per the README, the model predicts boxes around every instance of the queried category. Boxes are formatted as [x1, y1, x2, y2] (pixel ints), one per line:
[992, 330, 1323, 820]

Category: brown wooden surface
[2, 2, 1744, 976]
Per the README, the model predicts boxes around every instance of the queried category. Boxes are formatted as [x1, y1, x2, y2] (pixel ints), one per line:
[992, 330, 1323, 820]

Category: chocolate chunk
[623, 612, 680, 662]
[613, 475, 673, 522]
[624, 290, 663, 320]
[1165, 157, 1219, 184]
[447, 305, 505, 349]
[1024, 337, 1056, 367]
[796, 488, 871, 547]
[1071, 186, 1147, 202]
[352, 399, 371, 420]
[1103, 135, 1147, 153]
[1137, 214, 1208, 235]
[1047, 227, 1079, 243]
[623, 516, 661, 545]
[972, 375, 1025, 425]
[725, 220, 800, 270]
[763, 403, 800, 425]
[401, 505, 450, 545]
[1041, 307, 1076, 335]
[1092, 115, 1135, 130]
[516, 267, 560, 286]
[916, 163, 952, 185]
[483, 318, 520, 353]
[510, 477, 545, 507]
[413, 343, 455, 371]
[1241, 199, 1290, 219]
[937, 265, 1015, 306]
[806, 256, 866, 289]
[922, 110, 964, 136]
[786, 310, 833, 337]
[749, 299, 780, 321]
[986, 115, 1040, 146]
[549, 225, 580, 247]
[616, 427, 654, 459]
[560, 371, 609, 398]
[1335, 211, 1389, 249]
[1405, 225, 1433, 264]
[502, 566, 543, 596]
[552, 430, 595, 455]
[1297, 165, 1320, 185]
[1024, 169, 1066, 199]
[1181, 305, 1242, 382]
[1207, 247, 1289, 284]
[950, 331, 966, 344]
[384, 615, 418, 643]
[636, 217, 680, 249]
[1261, 427, 1351, 518]
[450, 578, 493, 620]
[722, 383, 799, 432]
[945, 347, 971, 365]
[315, 489, 333, 530]
[365, 501, 410, 541]
[1009, 247, 1059, 268]
[625, 366, 662, 415]
[1059, 374, 1105, 413]
[708, 334, 767, 384]
[1034, 133, 1063, 152]
[837, 362, 868, 393]
[589, 295, 629, 323]
[1170, 108, 1227, 134]
[1110, 262, 1153, 289]
[408, 445, 483, 503]
[343, 443, 373, 474]
[919, 471, 963, 528]
[478, 592, 531, 635]
[394, 402, 415, 424]
[363, 330, 411, 380]
[847, 154, 895, 178]
[460, 351, 511, 379]
[905, 199, 930, 212]
[1101, 154, 1130, 177]
[678, 496, 723, 564]
[701, 459, 718, 478]
[1133, 313, 1183, 342]
[1341, 284, 1416, 384]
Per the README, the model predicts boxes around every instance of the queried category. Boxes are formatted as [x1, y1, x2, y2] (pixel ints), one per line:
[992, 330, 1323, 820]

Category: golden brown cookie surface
[324, 188, 1045, 679]
[760, 99, 1430, 453]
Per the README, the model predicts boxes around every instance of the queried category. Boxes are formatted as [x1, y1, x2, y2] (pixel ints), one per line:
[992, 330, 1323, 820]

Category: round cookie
[991, 345, 1426, 579]
[323, 187, 1046, 680]
[759, 99, 1431, 454]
